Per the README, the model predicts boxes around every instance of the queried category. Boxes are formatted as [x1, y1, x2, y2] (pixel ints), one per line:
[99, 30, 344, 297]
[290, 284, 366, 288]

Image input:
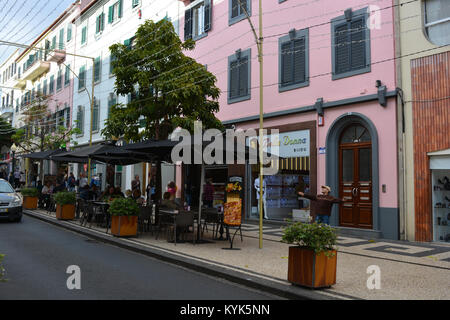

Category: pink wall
[180, 0, 398, 207]
[181, 0, 397, 121]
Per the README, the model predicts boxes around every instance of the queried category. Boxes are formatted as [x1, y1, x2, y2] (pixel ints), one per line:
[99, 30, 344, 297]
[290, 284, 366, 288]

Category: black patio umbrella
[50, 144, 112, 163]
[20, 149, 66, 160]
[89, 145, 155, 166]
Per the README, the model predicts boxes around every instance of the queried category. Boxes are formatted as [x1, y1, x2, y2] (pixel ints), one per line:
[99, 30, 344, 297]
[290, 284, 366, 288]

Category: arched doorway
[338, 124, 372, 229]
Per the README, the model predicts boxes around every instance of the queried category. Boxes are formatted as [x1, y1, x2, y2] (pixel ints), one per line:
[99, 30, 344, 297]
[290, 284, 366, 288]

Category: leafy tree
[102, 18, 223, 142]
[11, 93, 81, 182]
[0, 116, 15, 148]
[11, 93, 80, 153]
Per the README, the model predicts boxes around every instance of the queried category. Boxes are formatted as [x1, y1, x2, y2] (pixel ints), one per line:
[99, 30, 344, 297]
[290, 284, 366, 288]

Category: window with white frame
[184, 0, 211, 40]
[108, 0, 123, 24]
[424, 0, 450, 45]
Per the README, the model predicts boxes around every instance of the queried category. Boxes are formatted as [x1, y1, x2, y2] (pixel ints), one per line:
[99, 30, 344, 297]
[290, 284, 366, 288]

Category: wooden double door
[339, 141, 373, 229]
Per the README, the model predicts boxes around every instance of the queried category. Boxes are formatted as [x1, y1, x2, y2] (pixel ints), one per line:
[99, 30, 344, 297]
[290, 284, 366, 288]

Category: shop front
[245, 122, 316, 222]
[429, 149, 450, 243]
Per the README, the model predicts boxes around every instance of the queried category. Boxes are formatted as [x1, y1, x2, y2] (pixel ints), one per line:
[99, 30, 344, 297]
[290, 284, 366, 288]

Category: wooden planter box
[23, 196, 38, 210]
[56, 204, 76, 220]
[287, 246, 337, 289]
[111, 215, 138, 237]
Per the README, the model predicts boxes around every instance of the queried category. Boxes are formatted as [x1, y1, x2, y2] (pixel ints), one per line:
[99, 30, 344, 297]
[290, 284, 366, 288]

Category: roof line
[15, 1, 81, 62]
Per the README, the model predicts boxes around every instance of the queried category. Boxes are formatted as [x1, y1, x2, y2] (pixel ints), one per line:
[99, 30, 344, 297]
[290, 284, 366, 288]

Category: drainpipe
[394, 0, 406, 241]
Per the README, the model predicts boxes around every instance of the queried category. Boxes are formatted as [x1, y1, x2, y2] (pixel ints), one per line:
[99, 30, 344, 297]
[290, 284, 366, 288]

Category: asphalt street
[0, 216, 281, 300]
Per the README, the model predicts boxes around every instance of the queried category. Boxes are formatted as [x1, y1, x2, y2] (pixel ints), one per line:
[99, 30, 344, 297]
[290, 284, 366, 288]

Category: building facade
[9, 1, 81, 180]
[71, 0, 181, 192]
[177, 0, 400, 239]
[397, 0, 450, 243]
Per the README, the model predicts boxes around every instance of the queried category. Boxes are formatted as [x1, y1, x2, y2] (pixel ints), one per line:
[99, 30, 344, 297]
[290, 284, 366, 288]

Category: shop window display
[432, 170, 450, 242]
[250, 163, 310, 221]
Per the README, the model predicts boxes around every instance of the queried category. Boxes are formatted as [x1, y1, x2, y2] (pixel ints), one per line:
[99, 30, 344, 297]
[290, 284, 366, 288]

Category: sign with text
[247, 130, 310, 158]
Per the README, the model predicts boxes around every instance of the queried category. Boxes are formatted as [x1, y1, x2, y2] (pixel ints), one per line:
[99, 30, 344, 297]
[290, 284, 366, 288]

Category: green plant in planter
[282, 222, 338, 257]
[108, 197, 139, 216]
[20, 188, 39, 197]
[53, 191, 76, 205]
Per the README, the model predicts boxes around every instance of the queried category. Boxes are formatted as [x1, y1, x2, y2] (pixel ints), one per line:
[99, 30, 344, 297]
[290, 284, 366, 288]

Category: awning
[50, 144, 110, 163]
[89, 145, 154, 165]
[20, 149, 66, 160]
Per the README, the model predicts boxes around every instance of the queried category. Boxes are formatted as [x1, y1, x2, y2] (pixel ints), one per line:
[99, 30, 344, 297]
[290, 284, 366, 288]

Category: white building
[71, 0, 181, 192]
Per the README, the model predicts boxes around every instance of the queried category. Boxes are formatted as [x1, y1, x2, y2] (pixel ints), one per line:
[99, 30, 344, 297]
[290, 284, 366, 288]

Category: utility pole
[237, 0, 264, 249]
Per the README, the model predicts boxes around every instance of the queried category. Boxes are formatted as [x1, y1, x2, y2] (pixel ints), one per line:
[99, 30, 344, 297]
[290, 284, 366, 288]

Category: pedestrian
[78, 173, 88, 189]
[20, 171, 26, 187]
[203, 178, 214, 208]
[14, 170, 20, 188]
[298, 185, 344, 225]
[146, 174, 156, 204]
[132, 174, 141, 192]
[67, 173, 76, 192]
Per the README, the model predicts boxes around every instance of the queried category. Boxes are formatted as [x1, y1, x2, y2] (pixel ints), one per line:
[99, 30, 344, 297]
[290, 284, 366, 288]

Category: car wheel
[15, 216, 22, 223]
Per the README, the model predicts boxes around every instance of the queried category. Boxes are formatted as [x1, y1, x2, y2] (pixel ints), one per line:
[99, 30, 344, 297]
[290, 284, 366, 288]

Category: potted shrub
[108, 198, 139, 237]
[54, 191, 76, 220]
[282, 222, 338, 289]
[21, 188, 39, 210]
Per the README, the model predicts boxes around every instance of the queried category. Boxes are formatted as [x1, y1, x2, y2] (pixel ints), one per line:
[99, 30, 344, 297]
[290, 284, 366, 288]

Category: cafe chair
[167, 211, 195, 245]
[201, 208, 221, 239]
[155, 211, 173, 240]
[138, 205, 153, 235]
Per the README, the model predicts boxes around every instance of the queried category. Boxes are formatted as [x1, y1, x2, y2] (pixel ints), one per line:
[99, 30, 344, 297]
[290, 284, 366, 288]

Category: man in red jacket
[298, 185, 343, 225]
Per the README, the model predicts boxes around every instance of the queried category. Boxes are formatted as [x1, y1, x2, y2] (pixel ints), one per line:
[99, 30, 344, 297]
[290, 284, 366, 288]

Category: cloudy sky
[0, 0, 75, 66]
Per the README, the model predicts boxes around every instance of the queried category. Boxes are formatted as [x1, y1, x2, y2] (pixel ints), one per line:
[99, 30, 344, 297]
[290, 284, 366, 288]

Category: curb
[23, 210, 349, 300]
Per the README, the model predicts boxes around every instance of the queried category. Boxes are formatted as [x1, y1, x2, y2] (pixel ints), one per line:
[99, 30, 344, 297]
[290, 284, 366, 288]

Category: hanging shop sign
[247, 130, 310, 158]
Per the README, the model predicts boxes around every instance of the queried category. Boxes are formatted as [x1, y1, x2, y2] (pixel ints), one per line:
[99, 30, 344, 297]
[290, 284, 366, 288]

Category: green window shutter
[132, 0, 139, 8]
[238, 57, 248, 96]
[49, 75, 54, 93]
[81, 26, 87, 44]
[79, 66, 85, 89]
[94, 57, 101, 82]
[118, 0, 123, 18]
[229, 60, 239, 99]
[350, 18, 366, 70]
[293, 38, 306, 84]
[96, 15, 100, 33]
[93, 99, 99, 132]
[51, 36, 56, 49]
[67, 25, 72, 42]
[281, 41, 293, 86]
[204, 0, 212, 32]
[56, 70, 62, 90]
[101, 12, 105, 31]
[334, 23, 350, 75]
[108, 6, 114, 23]
[43, 79, 47, 96]
[64, 65, 70, 85]
[184, 8, 193, 40]
[59, 29, 64, 49]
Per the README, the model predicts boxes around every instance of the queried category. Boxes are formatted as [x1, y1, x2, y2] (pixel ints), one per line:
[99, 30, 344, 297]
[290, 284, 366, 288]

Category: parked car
[0, 179, 23, 222]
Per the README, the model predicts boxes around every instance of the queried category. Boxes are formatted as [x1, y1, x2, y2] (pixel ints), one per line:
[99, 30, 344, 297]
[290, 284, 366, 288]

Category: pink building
[178, 0, 399, 239]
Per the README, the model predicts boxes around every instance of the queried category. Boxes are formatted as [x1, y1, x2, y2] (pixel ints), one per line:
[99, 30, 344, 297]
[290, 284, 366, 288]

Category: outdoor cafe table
[92, 201, 110, 230]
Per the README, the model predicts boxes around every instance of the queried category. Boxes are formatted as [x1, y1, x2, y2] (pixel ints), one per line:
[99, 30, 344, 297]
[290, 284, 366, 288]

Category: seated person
[40, 182, 52, 209]
[53, 180, 66, 193]
[114, 187, 125, 198]
[132, 188, 145, 205]
[160, 191, 182, 210]
[79, 184, 90, 200]
[90, 184, 101, 200]
[99, 186, 117, 202]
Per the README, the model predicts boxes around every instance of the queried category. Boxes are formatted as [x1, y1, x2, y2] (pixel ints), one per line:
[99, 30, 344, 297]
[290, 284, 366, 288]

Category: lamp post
[10, 143, 17, 187]
[237, 0, 264, 249]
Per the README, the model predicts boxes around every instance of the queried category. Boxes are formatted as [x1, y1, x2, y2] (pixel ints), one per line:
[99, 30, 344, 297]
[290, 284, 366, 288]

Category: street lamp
[10, 143, 17, 186]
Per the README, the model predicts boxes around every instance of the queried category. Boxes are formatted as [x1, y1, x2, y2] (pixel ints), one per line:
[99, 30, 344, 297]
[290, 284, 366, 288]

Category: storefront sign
[224, 176, 243, 226]
[247, 130, 310, 158]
